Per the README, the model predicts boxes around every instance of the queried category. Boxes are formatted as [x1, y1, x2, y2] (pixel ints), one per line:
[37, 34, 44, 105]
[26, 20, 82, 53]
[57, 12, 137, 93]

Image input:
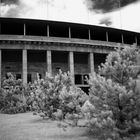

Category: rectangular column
[135, 36, 138, 45]
[121, 33, 124, 43]
[69, 51, 74, 84]
[0, 50, 1, 88]
[106, 31, 108, 42]
[69, 26, 71, 38]
[47, 50, 52, 74]
[22, 49, 27, 84]
[23, 23, 26, 36]
[47, 25, 49, 37]
[88, 29, 91, 40]
[89, 52, 94, 75]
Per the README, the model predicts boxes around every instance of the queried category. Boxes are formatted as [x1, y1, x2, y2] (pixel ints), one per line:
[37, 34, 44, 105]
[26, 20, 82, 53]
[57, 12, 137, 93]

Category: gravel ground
[0, 112, 95, 140]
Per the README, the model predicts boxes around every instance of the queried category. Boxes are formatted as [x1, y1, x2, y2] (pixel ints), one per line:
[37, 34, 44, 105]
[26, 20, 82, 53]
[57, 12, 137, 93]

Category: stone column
[135, 36, 138, 45]
[47, 50, 52, 74]
[22, 49, 27, 84]
[69, 26, 71, 38]
[121, 33, 124, 43]
[0, 50, 1, 88]
[88, 29, 91, 40]
[24, 23, 26, 36]
[69, 51, 74, 83]
[47, 25, 49, 37]
[89, 52, 94, 75]
[106, 31, 109, 42]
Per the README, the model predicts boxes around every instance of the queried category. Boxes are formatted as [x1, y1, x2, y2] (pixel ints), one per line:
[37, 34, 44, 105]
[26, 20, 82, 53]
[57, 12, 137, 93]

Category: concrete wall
[0, 35, 122, 85]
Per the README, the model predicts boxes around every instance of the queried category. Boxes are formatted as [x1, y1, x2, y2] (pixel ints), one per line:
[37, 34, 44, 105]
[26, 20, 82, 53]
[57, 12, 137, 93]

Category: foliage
[32, 71, 88, 123]
[0, 73, 30, 114]
[84, 46, 140, 139]
[1, 46, 140, 139]
[30, 46, 140, 139]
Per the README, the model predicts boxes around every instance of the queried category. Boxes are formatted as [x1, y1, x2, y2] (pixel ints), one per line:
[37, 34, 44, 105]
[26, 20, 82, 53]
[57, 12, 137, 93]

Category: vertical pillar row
[69, 51, 74, 84]
[89, 52, 94, 75]
[47, 50, 52, 75]
[0, 50, 1, 88]
[22, 49, 27, 84]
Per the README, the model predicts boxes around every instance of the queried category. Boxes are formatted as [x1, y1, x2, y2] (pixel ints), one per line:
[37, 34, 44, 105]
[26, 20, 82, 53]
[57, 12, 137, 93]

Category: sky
[0, 0, 140, 33]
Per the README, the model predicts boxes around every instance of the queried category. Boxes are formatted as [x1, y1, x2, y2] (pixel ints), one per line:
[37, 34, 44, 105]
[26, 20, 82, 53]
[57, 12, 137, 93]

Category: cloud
[0, 0, 55, 18]
[1, 0, 19, 5]
[0, 3, 18, 17]
[99, 17, 112, 26]
[0, 0, 140, 33]
[85, 0, 140, 13]
[94, 1, 140, 32]
[0, 0, 89, 22]
[0, 0, 23, 17]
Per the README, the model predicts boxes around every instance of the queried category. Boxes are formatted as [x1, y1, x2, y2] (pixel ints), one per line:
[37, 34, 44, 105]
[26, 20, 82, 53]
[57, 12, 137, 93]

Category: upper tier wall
[0, 17, 140, 45]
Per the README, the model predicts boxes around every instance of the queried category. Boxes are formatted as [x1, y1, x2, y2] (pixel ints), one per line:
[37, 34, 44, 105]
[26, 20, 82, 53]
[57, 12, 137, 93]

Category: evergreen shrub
[32, 71, 88, 121]
[0, 73, 31, 114]
[84, 46, 140, 139]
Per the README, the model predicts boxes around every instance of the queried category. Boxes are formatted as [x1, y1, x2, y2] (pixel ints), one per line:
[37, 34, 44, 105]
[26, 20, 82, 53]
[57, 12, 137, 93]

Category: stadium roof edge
[0, 17, 140, 35]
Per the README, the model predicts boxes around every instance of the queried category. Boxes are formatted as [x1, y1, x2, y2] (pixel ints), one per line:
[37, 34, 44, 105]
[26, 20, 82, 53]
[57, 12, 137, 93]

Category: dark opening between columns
[52, 51, 68, 63]
[52, 51, 69, 74]
[74, 52, 88, 64]
[108, 29, 122, 43]
[71, 25, 89, 39]
[0, 21, 24, 35]
[2, 50, 22, 62]
[49, 23, 69, 38]
[90, 27, 107, 41]
[123, 31, 136, 44]
[28, 50, 46, 62]
[27, 50, 46, 83]
[26, 21, 47, 36]
[2, 49, 22, 80]
[94, 53, 107, 72]
[74, 52, 89, 85]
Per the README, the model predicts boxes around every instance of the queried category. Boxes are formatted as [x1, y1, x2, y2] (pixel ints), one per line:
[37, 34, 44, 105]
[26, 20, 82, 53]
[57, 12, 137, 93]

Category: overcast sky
[0, 0, 140, 33]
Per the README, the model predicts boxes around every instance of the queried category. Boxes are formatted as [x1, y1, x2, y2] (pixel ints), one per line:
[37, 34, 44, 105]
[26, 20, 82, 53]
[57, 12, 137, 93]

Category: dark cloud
[85, 0, 140, 13]
[0, 0, 20, 17]
[99, 17, 112, 26]
[1, 0, 19, 5]
[121, 0, 139, 7]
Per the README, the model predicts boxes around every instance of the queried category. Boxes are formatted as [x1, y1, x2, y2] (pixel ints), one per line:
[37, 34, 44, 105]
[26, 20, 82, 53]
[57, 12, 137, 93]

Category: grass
[0, 112, 95, 140]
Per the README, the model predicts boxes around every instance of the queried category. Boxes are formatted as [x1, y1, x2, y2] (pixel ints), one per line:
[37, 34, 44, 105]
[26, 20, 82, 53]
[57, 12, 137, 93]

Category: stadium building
[0, 17, 140, 92]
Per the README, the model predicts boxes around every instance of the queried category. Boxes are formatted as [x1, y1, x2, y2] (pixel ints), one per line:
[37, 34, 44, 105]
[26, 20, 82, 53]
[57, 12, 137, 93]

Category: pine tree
[85, 45, 140, 139]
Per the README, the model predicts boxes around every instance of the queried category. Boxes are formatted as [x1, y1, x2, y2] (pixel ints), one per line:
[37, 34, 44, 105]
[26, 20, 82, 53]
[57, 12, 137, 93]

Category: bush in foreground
[1, 46, 140, 140]
[31, 46, 140, 139]
[32, 71, 88, 121]
[52, 46, 140, 140]
[84, 45, 140, 139]
[0, 73, 31, 114]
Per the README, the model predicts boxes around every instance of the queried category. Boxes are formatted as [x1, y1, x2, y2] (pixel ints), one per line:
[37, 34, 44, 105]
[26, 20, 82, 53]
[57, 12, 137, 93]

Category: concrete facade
[0, 18, 140, 90]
